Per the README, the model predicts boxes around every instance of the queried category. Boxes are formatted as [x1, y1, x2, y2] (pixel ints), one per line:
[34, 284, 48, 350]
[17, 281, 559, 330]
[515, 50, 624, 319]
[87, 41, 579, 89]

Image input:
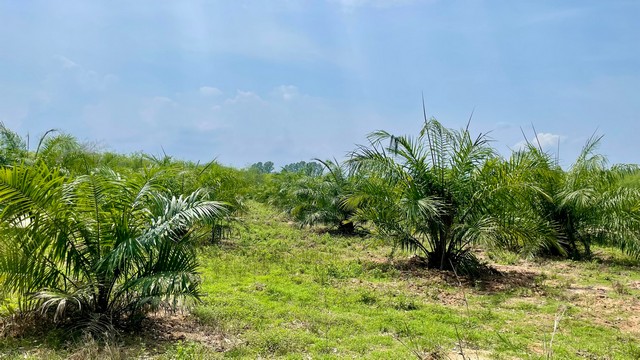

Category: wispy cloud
[199, 86, 222, 97]
[273, 85, 299, 101]
[224, 90, 267, 105]
[54, 55, 79, 69]
[48, 55, 118, 92]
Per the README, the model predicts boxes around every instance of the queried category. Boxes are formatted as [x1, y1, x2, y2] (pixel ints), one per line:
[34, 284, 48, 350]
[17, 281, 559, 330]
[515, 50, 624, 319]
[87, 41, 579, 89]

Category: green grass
[2, 200, 640, 359]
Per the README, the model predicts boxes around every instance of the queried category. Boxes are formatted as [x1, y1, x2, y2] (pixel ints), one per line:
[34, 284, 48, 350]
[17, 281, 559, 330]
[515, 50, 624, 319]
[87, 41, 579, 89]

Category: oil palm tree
[0, 122, 27, 166]
[0, 162, 227, 332]
[349, 118, 542, 272]
[523, 136, 640, 258]
[36, 132, 97, 174]
[286, 159, 358, 233]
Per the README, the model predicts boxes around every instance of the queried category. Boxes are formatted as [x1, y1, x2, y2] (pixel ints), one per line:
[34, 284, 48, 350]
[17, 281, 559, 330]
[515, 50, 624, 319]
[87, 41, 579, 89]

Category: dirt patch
[448, 347, 503, 360]
[568, 287, 640, 335]
[389, 256, 545, 296]
[619, 311, 640, 334]
[628, 281, 640, 290]
[360, 249, 640, 352]
[565, 285, 609, 296]
[494, 259, 640, 338]
[135, 312, 236, 352]
[472, 269, 543, 295]
[0, 312, 56, 339]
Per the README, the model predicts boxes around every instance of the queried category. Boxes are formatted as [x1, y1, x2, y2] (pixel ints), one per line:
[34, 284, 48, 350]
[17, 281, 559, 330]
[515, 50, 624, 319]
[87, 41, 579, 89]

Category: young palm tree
[523, 136, 640, 258]
[36, 132, 98, 174]
[0, 124, 95, 173]
[349, 118, 540, 272]
[478, 148, 564, 257]
[283, 159, 358, 233]
[0, 162, 226, 332]
[0, 122, 27, 166]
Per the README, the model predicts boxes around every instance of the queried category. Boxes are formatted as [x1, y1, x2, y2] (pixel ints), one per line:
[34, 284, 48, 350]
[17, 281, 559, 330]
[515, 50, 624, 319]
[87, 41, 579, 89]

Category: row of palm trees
[2, 118, 640, 333]
[266, 119, 640, 272]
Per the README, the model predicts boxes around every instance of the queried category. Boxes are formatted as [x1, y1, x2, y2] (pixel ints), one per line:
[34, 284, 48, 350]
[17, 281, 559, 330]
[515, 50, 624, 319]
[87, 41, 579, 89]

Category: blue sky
[1, 0, 639, 168]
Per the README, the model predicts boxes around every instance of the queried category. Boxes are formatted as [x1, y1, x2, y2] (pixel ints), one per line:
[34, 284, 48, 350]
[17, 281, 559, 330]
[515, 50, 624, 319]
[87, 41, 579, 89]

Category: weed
[358, 291, 378, 306]
[172, 341, 198, 360]
[391, 296, 420, 311]
[542, 305, 567, 359]
[612, 281, 630, 295]
[488, 249, 522, 265]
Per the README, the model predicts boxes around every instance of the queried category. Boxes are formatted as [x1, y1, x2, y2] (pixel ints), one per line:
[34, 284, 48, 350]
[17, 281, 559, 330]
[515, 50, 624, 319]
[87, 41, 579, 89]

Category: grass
[2, 200, 640, 359]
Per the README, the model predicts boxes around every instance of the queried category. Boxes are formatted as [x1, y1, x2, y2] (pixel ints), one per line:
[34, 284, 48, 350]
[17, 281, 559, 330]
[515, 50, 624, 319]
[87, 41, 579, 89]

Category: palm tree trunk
[96, 272, 116, 314]
[338, 220, 355, 234]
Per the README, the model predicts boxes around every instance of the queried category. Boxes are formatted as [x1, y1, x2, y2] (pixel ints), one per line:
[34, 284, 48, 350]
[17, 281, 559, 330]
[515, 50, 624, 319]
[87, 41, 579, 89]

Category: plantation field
[2, 201, 639, 359]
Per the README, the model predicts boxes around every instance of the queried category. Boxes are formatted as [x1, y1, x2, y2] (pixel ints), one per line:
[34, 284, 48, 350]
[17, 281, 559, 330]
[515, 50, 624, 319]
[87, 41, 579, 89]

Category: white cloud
[514, 132, 566, 151]
[199, 86, 222, 97]
[224, 90, 267, 105]
[273, 85, 299, 101]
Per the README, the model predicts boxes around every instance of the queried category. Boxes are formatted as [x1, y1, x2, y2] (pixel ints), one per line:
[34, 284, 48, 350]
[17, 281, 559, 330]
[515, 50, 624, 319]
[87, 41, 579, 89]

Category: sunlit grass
[190, 201, 640, 359]
[2, 200, 640, 359]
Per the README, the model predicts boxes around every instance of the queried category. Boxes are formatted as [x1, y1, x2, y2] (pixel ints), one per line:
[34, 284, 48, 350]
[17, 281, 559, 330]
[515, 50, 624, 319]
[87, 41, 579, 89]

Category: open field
[1, 201, 639, 359]
[3, 2, 640, 358]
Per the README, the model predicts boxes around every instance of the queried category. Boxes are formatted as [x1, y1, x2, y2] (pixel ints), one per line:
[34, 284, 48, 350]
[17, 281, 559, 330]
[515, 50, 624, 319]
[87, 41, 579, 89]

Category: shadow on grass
[590, 251, 640, 268]
[0, 311, 231, 357]
[362, 255, 545, 296]
[308, 225, 370, 238]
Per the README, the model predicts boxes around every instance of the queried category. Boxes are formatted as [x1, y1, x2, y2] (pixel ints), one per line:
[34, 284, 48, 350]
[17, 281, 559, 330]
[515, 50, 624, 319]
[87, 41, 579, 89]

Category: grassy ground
[2, 200, 640, 359]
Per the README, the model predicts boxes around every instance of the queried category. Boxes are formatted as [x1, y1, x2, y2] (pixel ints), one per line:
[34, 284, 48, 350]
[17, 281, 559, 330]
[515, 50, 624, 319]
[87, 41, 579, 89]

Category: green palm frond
[0, 162, 227, 332]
